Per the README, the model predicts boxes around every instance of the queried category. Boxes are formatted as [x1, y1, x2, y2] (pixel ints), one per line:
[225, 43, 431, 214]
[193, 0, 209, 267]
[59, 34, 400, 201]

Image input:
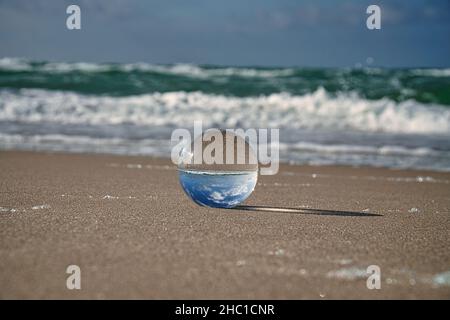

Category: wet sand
[0, 151, 449, 299]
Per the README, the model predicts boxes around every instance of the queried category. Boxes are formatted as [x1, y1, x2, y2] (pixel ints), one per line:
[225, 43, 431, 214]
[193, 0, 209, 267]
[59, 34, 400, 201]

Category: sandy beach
[0, 150, 449, 299]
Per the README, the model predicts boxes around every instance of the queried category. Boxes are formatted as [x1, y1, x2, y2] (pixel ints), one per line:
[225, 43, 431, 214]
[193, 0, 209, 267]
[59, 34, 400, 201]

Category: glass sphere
[177, 130, 258, 208]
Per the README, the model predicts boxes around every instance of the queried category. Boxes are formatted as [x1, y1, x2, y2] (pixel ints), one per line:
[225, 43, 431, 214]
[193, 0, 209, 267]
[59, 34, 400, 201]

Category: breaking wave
[0, 57, 295, 78]
[1, 88, 448, 135]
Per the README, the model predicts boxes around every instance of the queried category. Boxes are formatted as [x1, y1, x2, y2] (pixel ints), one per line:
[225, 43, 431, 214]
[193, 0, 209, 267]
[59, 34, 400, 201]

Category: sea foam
[1, 88, 449, 135]
[0, 58, 295, 78]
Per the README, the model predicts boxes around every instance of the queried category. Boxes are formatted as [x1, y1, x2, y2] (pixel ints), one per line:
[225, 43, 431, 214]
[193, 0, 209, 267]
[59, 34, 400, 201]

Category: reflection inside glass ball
[177, 130, 258, 208]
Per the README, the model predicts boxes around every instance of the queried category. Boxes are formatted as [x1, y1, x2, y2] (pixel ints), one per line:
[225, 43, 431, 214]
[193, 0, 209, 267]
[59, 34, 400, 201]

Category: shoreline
[2, 147, 450, 175]
[1, 150, 449, 299]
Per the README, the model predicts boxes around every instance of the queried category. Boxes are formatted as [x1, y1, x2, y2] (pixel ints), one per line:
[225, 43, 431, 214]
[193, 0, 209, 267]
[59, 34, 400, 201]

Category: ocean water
[1, 57, 450, 171]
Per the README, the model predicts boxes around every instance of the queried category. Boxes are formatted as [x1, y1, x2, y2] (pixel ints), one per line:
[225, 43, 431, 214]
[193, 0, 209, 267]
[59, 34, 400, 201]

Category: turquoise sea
[1, 57, 449, 171]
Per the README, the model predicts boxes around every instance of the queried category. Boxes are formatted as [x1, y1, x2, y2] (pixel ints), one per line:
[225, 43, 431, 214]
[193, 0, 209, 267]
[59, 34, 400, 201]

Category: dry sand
[0, 151, 449, 299]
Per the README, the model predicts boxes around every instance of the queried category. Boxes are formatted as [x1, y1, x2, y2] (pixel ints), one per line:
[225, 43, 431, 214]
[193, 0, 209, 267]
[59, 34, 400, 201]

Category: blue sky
[0, 0, 449, 67]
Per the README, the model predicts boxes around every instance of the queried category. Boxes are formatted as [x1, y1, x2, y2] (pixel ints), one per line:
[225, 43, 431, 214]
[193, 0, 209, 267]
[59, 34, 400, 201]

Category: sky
[0, 0, 449, 67]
